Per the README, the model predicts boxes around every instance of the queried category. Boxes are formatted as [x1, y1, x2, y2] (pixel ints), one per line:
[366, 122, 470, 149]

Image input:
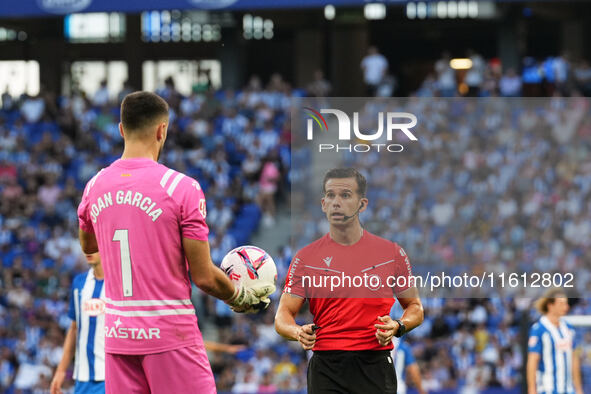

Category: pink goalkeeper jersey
[77, 158, 209, 355]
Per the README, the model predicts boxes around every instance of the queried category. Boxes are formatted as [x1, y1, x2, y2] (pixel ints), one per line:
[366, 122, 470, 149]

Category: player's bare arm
[183, 238, 268, 312]
[573, 348, 583, 394]
[526, 352, 540, 394]
[275, 293, 316, 350]
[407, 363, 427, 394]
[204, 341, 247, 354]
[183, 238, 237, 300]
[50, 321, 77, 394]
[375, 287, 423, 346]
[78, 228, 98, 255]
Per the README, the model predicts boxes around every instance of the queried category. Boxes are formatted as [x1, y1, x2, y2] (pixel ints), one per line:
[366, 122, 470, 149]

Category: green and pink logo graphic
[304, 107, 328, 133]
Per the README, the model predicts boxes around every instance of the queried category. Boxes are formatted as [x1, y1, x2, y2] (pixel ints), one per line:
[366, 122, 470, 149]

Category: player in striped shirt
[50, 253, 105, 394]
[392, 338, 425, 394]
[527, 288, 583, 394]
[77, 92, 268, 393]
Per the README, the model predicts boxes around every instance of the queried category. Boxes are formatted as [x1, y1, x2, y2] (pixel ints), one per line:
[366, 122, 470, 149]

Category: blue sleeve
[567, 323, 578, 349]
[68, 273, 84, 321]
[403, 343, 416, 365]
[528, 323, 543, 354]
[68, 283, 76, 321]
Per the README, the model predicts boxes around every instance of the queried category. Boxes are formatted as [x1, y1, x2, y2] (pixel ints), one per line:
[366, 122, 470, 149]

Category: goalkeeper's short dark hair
[120, 91, 169, 133]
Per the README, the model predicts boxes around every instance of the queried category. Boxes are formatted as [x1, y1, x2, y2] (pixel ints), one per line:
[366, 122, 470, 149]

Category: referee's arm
[396, 287, 424, 332]
[275, 294, 316, 350]
[376, 287, 424, 346]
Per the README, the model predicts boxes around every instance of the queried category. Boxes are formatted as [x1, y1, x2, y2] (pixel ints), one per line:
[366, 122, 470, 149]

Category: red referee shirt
[283, 230, 414, 351]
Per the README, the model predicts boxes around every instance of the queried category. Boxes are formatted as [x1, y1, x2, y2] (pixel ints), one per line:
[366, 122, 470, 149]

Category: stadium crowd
[1, 49, 591, 393]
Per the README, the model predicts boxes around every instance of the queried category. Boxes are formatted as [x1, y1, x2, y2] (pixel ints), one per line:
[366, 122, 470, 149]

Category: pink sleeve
[179, 178, 209, 241]
[77, 183, 94, 234]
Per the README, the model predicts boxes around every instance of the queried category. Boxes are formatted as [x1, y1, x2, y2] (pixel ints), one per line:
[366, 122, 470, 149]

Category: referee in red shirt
[275, 168, 424, 394]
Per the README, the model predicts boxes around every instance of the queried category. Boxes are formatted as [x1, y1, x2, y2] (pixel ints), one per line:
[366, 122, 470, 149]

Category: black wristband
[394, 319, 406, 337]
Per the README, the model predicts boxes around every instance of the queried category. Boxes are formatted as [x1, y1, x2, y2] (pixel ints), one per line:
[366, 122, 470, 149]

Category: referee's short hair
[535, 288, 567, 314]
[323, 168, 367, 197]
[121, 91, 169, 135]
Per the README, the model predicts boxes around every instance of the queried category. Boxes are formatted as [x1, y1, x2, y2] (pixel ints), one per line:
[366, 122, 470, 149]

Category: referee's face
[321, 177, 365, 225]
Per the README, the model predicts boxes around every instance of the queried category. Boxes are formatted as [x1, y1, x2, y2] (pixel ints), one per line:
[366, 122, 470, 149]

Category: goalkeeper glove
[225, 284, 274, 314]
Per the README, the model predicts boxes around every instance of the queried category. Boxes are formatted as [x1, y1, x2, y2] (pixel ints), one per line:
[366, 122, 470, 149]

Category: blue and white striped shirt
[391, 338, 416, 394]
[528, 316, 578, 394]
[68, 268, 106, 382]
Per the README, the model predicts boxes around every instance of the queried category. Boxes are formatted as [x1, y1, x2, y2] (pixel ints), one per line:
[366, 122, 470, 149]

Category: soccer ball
[220, 245, 277, 298]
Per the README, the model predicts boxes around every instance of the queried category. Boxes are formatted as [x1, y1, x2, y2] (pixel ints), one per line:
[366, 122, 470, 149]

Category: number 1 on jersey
[113, 229, 133, 297]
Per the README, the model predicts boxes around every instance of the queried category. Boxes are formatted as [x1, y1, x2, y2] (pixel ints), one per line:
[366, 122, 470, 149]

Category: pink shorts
[105, 345, 216, 394]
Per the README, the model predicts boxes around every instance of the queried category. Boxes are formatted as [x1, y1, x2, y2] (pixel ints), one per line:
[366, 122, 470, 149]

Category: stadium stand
[2, 48, 591, 392]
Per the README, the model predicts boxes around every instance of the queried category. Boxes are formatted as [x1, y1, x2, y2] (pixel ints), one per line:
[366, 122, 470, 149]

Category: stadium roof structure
[0, 0, 577, 18]
[1, 0, 392, 18]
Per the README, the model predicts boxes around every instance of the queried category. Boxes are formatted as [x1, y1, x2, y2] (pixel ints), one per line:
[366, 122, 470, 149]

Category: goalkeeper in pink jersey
[77, 91, 269, 393]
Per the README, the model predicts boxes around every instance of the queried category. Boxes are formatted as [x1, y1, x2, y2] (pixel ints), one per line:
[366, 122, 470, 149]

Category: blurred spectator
[117, 79, 133, 104]
[92, 80, 109, 107]
[20, 92, 45, 123]
[1, 90, 13, 111]
[435, 51, 457, 97]
[574, 60, 591, 97]
[37, 175, 61, 209]
[376, 73, 397, 97]
[258, 372, 277, 393]
[499, 68, 522, 97]
[13, 351, 52, 391]
[361, 46, 389, 96]
[465, 49, 485, 97]
[462, 355, 491, 394]
[233, 365, 261, 393]
[307, 69, 332, 97]
[258, 157, 281, 227]
[521, 57, 543, 96]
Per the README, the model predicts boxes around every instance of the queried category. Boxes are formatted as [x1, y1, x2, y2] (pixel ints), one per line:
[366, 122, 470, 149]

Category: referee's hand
[296, 324, 317, 350]
[375, 315, 399, 346]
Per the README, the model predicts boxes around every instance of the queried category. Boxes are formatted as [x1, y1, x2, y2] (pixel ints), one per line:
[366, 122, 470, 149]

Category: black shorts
[307, 350, 397, 394]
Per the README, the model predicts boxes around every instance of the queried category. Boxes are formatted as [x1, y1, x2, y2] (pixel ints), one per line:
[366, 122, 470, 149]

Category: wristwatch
[394, 319, 406, 337]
